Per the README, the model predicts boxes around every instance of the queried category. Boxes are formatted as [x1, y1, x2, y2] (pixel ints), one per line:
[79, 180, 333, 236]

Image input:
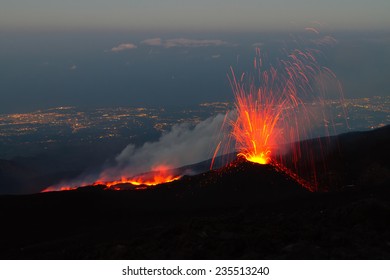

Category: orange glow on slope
[42, 186, 79, 192]
[42, 165, 181, 192]
[94, 167, 181, 188]
[239, 152, 270, 165]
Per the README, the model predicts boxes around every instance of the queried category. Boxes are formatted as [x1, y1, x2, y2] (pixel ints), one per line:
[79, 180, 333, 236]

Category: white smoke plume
[102, 113, 228, 180]
[44, 113, 229, 191]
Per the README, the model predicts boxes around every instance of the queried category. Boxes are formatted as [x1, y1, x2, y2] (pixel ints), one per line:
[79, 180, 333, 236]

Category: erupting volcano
[43, 31, 345, 193]
[222, 38, 345, 190]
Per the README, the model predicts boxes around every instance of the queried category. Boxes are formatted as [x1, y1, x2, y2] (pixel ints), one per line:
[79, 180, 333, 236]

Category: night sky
[1, 0, 389, 113]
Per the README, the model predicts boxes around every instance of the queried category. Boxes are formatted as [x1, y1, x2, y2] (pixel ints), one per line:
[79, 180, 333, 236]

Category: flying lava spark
[229, 47, 314, 165]
[223, 34, 346, 190]
[43, 31, 345, 193]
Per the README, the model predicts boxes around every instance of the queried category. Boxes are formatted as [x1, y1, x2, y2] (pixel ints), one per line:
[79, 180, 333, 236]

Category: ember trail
[225, 39, 344, 190]
[43, 31, 344, 193]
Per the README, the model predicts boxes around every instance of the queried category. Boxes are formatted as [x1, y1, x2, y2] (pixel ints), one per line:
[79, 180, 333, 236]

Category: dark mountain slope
[0, 125, 389, 259]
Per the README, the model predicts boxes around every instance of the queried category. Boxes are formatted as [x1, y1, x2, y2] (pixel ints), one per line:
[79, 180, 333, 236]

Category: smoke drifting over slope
[116, 114, 226, 172]
[45, 114, 228, 190]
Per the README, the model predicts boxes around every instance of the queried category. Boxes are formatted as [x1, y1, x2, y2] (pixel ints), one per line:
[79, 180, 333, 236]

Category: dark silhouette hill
[0, 140, 134, 195]
[282, 125, 390, 191]
[0, 125, 389, 259]
[0, 159, 40, 194]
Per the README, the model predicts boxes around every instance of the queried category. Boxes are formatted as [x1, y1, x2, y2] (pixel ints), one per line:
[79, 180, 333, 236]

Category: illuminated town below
[0, 96, 388, 159]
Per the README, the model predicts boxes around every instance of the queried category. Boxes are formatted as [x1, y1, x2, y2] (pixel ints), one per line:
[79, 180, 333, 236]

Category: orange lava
[42, 165, 181, 192]
[100, 166, 181, 188]
[231, 84, 285, 165]
[93, 171, 181, 188]
[228, 48, 297, 166]
[224, 42, 343, 189]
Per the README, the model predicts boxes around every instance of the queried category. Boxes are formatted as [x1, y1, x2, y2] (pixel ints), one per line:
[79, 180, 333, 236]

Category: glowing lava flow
[94, 170, 181, 188]
[104, 165, 180, 187]
[42, 165, 181, 192]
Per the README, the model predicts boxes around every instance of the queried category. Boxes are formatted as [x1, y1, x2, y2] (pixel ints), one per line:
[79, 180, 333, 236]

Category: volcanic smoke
[43, 30, 345, 192]
[43, 114, 226, 192]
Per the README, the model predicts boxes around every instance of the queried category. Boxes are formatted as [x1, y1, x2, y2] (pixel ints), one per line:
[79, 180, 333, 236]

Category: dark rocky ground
[0, 125, 389, 259]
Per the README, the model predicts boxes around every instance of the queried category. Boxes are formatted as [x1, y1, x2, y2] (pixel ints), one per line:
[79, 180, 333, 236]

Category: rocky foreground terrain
[0, 125, 389, 259]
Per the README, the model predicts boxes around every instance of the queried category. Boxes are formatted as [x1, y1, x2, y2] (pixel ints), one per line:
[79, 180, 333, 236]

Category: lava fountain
[224, 36, 346, 190]
[43, 30, 344, 193]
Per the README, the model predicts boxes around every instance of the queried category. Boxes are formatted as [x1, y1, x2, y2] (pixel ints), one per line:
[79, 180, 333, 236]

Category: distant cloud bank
[111, 43, 138, 52]
[141, 38, 163, 47]
[252, 42, 264, 47]
[141, 38, 230, 48]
